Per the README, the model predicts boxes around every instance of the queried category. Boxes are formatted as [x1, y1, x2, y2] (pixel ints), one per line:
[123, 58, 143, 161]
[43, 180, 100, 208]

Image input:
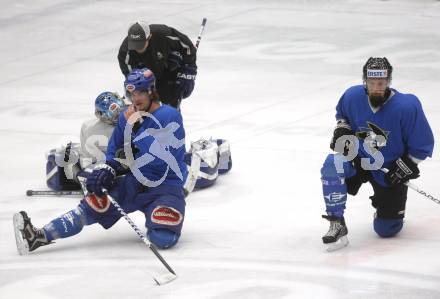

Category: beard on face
[368, 88, 391, 108]
[369, 94, 386, 108]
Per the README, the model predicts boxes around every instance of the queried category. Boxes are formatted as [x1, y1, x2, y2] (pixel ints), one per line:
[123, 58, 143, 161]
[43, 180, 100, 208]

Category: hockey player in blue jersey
[14, 68, 190, 254]
[44, 93, 232, 194]
[321, 57, 434, 251]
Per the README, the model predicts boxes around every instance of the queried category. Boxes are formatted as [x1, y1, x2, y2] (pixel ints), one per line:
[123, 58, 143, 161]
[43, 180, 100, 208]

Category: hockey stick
[105, 192, 177, 285]
[176, 18, 208, 110]
[195, 17, 207, 49]
[26, 190, 83, 196]
[381, 168, 440, 205]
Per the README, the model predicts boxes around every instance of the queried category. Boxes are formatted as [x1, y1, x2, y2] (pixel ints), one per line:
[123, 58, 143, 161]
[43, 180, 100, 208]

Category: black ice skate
[13, 211, 52, 255]
[322, 215, 349, 252]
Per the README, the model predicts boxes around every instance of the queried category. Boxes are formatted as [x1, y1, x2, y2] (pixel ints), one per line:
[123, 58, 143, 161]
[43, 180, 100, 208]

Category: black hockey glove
[330, 121, 355, 156]
[86, 163, 116, 196]
[167, 51, 183, 72]
[385, 156, 420, 186]
[176, 65, 197, 99]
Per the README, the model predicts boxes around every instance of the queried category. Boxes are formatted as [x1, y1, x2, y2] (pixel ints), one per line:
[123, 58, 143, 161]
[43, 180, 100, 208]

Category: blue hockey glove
[385, 155, 419, 186]
[86, 163, 116, 196]
[176, 65, 197, 99]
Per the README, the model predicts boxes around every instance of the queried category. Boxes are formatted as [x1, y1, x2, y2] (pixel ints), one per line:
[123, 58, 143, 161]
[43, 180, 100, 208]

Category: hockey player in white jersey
[80, 91, 122, 167]
[45, 92, 125, 191]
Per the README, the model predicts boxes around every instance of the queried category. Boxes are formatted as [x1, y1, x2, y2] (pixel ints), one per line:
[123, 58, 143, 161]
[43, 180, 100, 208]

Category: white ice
[1, 0, 440, 298]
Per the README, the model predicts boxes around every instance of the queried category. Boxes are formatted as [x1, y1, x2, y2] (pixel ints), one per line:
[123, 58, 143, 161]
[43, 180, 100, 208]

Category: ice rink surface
[1, 0, 440, 298]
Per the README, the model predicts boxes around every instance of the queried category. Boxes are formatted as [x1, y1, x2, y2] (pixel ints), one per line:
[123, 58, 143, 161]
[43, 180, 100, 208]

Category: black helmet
[362, 57, 393, 83]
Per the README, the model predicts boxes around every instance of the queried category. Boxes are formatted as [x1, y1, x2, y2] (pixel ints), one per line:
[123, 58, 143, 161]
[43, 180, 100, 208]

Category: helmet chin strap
[143, 99, 153, 113]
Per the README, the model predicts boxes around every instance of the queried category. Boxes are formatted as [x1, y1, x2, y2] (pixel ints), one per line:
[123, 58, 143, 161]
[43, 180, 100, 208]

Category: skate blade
[13, 213, 29, 255]
[326, 236, 349, 252]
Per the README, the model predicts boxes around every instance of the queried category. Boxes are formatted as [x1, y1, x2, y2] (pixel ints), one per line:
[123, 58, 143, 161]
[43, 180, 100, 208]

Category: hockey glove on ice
[385, 156, 420, 186]
[86, 163, 116, 196]
[176, 65, 197, 99]
[330, 120, 355, 156]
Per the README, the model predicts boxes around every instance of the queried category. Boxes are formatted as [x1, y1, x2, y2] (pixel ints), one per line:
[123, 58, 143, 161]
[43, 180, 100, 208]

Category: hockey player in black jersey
[118, 21, 197, 108]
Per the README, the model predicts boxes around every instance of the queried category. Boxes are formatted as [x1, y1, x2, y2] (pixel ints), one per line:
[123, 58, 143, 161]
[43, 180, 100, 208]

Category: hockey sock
[321, 154, 350, 218]
[43, 206, 96, 241]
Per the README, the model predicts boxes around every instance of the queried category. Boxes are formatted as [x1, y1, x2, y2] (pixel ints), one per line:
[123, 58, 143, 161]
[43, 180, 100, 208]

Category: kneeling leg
[373, 217, 403, 238]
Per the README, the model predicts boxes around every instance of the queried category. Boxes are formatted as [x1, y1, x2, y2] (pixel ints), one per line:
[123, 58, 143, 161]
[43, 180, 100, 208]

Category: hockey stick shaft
[26, 190, 83, 196]
[381, 168, 440, 204]
[405, 181, 440, 205]
[176, 18, 207, 110]
[106, 193, 176, 276]
[175, 18, 207, 110]
[195, 17, 207, 49]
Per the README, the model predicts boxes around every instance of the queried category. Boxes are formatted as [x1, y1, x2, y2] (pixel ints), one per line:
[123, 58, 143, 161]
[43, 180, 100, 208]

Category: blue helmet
[95, 91, 126, 124]
[124, 68, 156, 95]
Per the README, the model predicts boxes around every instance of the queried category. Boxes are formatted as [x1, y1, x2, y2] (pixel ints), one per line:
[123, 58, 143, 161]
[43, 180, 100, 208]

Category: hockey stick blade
[153, 272, 178, 285]
[104, 192, 177, 284]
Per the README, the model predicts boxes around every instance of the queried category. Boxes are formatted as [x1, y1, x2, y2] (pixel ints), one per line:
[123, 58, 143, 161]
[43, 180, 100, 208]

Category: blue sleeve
[401, 96, 434, 160]
[335, 91, 348, 121]
[105, 113, 126, 162]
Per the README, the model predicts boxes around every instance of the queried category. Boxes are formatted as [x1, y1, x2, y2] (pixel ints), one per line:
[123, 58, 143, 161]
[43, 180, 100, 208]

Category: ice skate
[322, 215, 349, 252]
[13, 211, 52, 255]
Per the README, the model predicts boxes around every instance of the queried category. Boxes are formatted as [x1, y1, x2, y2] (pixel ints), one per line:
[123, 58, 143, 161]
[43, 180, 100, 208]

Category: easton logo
[356, 122, 389, 150]
[177, 72, 196, 80]
[130, 34, 141, 39]
[325, 192, 346, 202]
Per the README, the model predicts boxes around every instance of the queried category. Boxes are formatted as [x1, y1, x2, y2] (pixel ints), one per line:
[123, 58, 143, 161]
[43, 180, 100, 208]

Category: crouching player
[321, 57, 434, 251]
[14, 68, 191, 253]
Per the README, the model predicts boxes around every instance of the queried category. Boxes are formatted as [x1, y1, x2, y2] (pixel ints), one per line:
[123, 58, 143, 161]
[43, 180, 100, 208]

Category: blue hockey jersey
[336, 85, 434, 186]
[106, 104, 188, 187]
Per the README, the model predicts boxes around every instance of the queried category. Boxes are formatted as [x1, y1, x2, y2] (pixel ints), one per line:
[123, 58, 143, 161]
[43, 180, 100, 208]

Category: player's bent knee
[321, 154, 356, 179]
[373, 217, 403, 238]
[147, 228, 180, 249]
